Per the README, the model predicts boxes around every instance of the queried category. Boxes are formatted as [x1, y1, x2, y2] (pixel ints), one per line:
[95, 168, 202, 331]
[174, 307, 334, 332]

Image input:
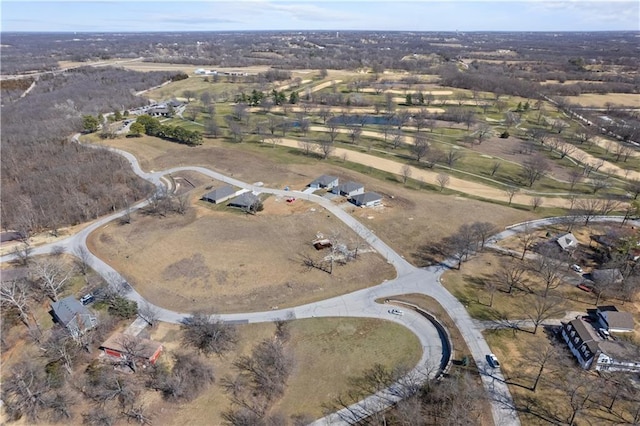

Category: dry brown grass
[147, 317, 421, 424]
[563, 93, 640, 108]
[87, 188, 395, 313]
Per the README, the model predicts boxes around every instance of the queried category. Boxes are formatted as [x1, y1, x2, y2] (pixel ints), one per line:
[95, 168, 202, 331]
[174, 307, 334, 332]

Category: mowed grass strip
[148, 318, 421, 424]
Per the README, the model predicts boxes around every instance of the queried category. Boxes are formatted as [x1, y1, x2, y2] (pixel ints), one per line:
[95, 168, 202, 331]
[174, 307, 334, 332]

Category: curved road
[12, 142, 638, 425]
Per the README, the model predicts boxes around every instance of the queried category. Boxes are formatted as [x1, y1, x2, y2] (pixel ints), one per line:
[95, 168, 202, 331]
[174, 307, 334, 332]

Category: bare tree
[496, 259, 528, 294]
[326, 122, 340, 143]
[30, 258, 74, 302]
[523, 294, 564, 334]
[524, 340, 559, 391]
[505, 186, 520, 206]
[411, 134, 430, 162]
[319, 138, 335, 160]
[0, 279, 33, 327]
[475, 125, 493, 144]
[298, 139, 316, 156]
[522, 155, 549, 187]
[490, 161, 501, 177]
[470, 222, 497, 249]
[347, 125, 362, 145]
[73, 246, 92, 275]
[518, 224, 536, 260]
[390, 128, 403, 149]
[442, 224, 479, 269]
[530, 196, 543, 211]
[12, 243, 32, 266]
[531, 245, 568, 297]
[138, 301, 160, 327]
[445, 148, 463, 168]
[181, 312, 238, 356]
[436, 173, 450, 192]
[1, 360, 52, 423]
[151, 351, 215, 402]
[400, 164, 412, 184]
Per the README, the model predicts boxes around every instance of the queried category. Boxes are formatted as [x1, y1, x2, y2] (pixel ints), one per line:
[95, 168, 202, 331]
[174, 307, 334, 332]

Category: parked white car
[388, 308, 404, 316]
[487, 353, 500, 368]
[571, 264, 583, 274]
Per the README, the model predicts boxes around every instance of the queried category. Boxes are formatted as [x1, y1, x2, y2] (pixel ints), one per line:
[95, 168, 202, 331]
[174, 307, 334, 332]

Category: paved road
[9, 143, 635, 425]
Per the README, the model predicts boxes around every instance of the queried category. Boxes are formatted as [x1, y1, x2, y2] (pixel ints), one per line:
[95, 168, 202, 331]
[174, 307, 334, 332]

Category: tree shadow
[413, 243, 447, 268]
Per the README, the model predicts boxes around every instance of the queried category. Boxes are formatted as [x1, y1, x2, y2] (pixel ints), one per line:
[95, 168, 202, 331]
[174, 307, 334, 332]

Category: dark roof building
[202, 185, 236, 204]
[331, 181, 365, 197]
[100, 332, 164, 366]
[350, 192, 383, 207]
[50, 296, 98, 340]
[597, 306, 635, 333]
[309, 175, 339, 189]
[228, 192, 260, 210]
[561, 318, 640, 373]
[592, 268, 624, 285]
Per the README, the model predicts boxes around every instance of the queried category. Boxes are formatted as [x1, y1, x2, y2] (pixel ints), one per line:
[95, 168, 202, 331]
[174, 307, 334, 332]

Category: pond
[327, 114, 401, 126]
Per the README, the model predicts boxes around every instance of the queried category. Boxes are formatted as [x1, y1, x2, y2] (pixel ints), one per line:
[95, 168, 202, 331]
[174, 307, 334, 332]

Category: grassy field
[563, 93, 640, 108]
[148, 317, 422, 424]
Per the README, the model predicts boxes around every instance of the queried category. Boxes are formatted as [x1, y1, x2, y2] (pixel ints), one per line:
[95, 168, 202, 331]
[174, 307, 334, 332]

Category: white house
[556, 233, 578, 251]
[350, 192, 383, 207]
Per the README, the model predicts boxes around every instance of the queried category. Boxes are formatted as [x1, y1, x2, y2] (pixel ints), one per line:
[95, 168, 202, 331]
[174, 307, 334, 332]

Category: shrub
[500, 130, 510, 139]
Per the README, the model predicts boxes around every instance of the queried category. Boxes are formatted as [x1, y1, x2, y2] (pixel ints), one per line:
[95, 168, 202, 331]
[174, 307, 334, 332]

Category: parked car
[286, 197, 296, 203]
[388, 308, 404, 316]
[571, 264, 583, 274]
[487, 354, 500, 368]
[576, 284, 593, 293]
[80, 293, 95, 305]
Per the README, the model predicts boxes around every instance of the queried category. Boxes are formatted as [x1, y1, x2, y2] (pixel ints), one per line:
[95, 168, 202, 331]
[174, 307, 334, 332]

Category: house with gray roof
[331, 181, 365, 198]
[350, 192, 383, 207]
[561, 318, 640, 373]
[50, 296, 98, 340]
[309, 175, 339, 190]
[592, 268, 624, 285]
[202, 185, 236, 204]
[596, 306, 635, 333]
[228, 192, 260, 210]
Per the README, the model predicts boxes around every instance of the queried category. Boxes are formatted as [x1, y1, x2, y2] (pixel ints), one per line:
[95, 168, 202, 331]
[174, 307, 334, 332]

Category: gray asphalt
[6, 139, 636, 425]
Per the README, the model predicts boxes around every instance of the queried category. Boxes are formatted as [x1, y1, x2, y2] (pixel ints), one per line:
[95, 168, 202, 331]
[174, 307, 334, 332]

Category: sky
[1, 0, 639, 33]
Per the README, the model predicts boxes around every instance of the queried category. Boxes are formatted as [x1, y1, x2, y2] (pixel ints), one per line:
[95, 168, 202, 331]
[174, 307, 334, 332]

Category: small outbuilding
[228, 192, 260, 210]
[100, 332, 164, 366]
[331, 181, 365, 198]
[556, 233, 579, 251]
[592, 268, 624, 285]
[50, 296, 98, 341]
[309, 175, 339, 190]
[202, 185, 236, 204]
[350, 192, 383, 207]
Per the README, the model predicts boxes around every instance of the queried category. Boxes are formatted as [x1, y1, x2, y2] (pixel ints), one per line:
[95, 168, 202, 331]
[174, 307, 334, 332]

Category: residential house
[596, 306, 635, 333]
[50, 296, 98, 340]
[561, 318, 640, 372]
[556, 233, 579, 251]
[309, 175, 339, 190]
[591, 268, 624, 285]
[100, 332, 163, 366]
[228, 192, 260, 210]
[350, 192, 383, 207]
[331, 181, 365, 198]
[202, 185, 236, 204]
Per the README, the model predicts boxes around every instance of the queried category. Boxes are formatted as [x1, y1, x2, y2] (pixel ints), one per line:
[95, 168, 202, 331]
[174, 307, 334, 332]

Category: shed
[50, 296, 98, 340]
[309, 175, 339, 189]
[228, 192, 260, 210]
[556, 233, 579, 251]
[100, 332, 164, 365]
[202, 185, 236, 204]
[350, 192, 383, 207]
[331, 181, 365, 197]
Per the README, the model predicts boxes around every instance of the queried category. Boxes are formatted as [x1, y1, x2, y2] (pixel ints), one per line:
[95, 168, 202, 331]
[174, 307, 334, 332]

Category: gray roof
[228, 192, 259, 208]
[592, 268, 623, 284]
[51, 296, 92, 326]
[351, 192, 383, 205]
[334, 181, 364, 193]
[556, 233, 578, 250]
[310, 175, 339, 187]
[567, 318, 601, 356]
[203, 185, 236, 203]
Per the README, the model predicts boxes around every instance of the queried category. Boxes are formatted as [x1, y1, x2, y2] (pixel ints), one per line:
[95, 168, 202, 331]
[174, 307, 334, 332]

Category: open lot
[147, 317, 421, 424]
[87, 184, 395, 313]
[95, 135, 534, 265]
[563, 93, 640, 108]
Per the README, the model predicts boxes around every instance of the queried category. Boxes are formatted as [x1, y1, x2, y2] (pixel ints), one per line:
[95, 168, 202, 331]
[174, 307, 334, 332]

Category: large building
[561, 318, 640, 373]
